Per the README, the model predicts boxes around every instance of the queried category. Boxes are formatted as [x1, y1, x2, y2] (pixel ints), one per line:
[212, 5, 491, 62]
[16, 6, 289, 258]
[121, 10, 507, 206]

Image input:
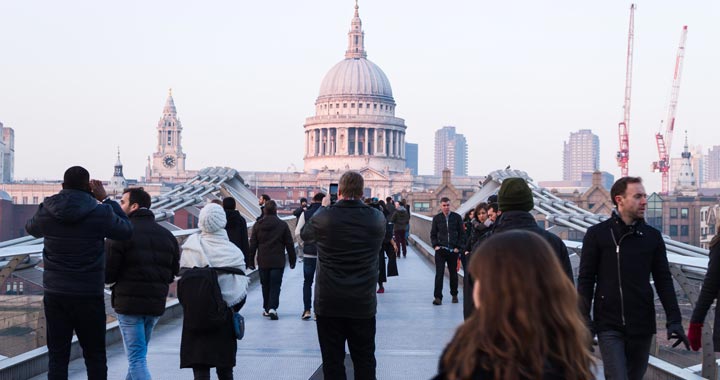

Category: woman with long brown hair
[434, 230, 595, 380]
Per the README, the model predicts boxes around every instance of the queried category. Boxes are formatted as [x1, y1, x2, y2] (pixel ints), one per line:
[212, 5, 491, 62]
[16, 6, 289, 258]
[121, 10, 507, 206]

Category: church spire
[114, 147, 123, 177]
[163, 88, 177, 116]
[345, 0, 367, 59]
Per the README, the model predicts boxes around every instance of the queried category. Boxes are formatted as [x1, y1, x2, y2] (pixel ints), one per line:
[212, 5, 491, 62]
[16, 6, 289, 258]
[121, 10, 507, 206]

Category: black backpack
[177, 266, 245, 331]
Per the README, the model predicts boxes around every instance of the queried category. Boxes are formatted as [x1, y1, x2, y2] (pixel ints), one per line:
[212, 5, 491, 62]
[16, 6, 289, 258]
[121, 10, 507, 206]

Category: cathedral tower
[148, 89, 188, 181]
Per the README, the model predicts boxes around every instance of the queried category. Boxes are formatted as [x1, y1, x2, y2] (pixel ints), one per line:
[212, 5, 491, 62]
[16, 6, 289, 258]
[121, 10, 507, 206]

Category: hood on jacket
[492, 210, 537, 232]
[43, 189, 99, 223]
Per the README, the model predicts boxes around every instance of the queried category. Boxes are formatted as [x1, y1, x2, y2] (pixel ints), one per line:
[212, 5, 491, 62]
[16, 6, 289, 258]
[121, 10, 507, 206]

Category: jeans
[44, 293, 107, 380]
[117, 314, 160, 380]
[434, 249, 459, 299]
[597, 330, 653, 380]
[303, 258, 317, 311]
[259, 268, 284, 311]
[393, 230, 407, 256]
[316, 315, 376, 380]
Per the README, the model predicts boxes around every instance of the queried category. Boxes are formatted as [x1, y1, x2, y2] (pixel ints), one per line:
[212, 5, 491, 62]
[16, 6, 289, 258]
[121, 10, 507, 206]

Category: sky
[0, 0, 718, 193]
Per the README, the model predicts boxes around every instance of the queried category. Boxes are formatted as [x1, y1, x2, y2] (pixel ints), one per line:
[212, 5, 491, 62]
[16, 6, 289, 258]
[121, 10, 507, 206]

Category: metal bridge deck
[30, 245, 463, 380]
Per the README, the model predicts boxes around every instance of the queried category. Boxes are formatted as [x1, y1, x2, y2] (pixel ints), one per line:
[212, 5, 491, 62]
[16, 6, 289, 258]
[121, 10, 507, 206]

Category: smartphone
[329, 183, 339, 205]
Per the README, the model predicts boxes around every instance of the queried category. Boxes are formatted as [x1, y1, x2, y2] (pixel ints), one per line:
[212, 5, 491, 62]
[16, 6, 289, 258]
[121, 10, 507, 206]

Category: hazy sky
[1, 1, 718, 193]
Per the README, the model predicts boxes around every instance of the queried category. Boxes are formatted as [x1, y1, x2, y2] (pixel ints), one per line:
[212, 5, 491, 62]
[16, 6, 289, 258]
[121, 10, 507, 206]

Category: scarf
[181, 230, 249, 307]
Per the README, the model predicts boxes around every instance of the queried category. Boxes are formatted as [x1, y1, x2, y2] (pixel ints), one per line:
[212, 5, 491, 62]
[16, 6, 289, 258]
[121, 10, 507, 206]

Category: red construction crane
[652, 25, 688, 194]
[616, 4, 635, 177]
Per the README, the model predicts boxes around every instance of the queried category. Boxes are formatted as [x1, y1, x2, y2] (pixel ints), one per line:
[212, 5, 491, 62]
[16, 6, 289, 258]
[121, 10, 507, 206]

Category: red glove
[688, 322, 703, 351]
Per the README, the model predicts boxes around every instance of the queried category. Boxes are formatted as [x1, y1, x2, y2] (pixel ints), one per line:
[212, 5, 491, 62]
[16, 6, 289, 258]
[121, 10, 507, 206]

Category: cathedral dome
[318, 58, 393, 101]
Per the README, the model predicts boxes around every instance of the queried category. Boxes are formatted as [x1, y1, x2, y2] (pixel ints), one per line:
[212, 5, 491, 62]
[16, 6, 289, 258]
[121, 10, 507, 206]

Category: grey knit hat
[498, 178, 534, 212]
[199, 203, 227, 233]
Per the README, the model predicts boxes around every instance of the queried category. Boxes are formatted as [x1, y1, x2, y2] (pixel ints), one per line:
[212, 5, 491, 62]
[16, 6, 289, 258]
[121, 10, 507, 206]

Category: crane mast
[616, 4, 635, 177]
[652, 25, 688, 194]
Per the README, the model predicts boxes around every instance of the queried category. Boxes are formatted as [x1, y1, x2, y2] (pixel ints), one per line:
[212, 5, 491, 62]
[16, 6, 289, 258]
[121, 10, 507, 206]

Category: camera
[329, 183, 338, 205]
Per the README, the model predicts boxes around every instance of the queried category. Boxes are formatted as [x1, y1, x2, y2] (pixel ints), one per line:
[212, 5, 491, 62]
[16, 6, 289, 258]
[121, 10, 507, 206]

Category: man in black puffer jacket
[249, 200, 296, 320]
[491, 177, 573, 281]
[578, 177, 688, 380]
[106, 187, 179, 380]
[26, 166, 132, 380]
[223, 197, 250, 260]
[301, 171, 385, 380]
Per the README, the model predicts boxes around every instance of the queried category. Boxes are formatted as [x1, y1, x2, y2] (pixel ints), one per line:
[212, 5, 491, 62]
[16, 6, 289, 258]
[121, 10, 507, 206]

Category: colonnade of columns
[305, 127, 405, 159]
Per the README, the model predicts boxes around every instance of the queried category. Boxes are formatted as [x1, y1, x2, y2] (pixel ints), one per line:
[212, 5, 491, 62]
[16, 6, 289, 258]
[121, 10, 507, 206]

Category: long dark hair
[441, 230, 595, 380]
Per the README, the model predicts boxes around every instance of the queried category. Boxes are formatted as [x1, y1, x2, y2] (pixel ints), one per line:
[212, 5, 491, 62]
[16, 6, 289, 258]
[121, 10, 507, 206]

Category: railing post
[669, 264, 718, 379]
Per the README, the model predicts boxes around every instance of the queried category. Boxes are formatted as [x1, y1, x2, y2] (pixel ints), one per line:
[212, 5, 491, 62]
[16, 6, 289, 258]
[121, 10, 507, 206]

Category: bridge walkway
[30, 244, 462, 380]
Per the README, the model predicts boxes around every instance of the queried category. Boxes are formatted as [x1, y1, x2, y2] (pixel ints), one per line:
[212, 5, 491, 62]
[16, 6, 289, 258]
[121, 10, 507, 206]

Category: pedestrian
[106, 187, 180, 380]
[688, 225, 720, 351]
[430, 197, 465, 305]
[492, 177, 573, 281]
[256, 194, 271, 221]
[433, 230, 595, 380]
[390, 200, 410, 258]
[375, 201, 398, 294]
[26, 166, 133, 379]
[293, 197, 308, 220]
[578, 176, 689, 380]
[294, 192, 326, 320]
[222, 197, 250, 262]
[179, 203, 249, 380]
[301, 171, 385, 380]
[462, 202, 489, 320]
[248, 200, 296, 320]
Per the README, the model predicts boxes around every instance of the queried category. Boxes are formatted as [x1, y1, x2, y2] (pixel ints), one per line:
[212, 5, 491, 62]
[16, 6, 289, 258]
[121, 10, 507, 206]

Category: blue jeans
[597, 330, 652, 380]
[303, 258, 317, 311]
[117, 314, 160, 380]
[259, 268, 284, 311]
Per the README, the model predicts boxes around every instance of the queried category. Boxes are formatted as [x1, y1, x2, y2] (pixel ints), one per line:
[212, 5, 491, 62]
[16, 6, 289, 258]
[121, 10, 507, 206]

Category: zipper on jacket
[446, 214, 450, 250]
[610, 228, 633, 326]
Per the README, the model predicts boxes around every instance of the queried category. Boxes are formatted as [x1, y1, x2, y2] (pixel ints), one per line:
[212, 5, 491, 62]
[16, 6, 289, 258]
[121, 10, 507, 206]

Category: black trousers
[316, 315, 376, 380]
[259, 268, 284, 311]
[598, 330, 653, 380]
[434, 249, 459, 299]
[44, 293, 107, 380]
[192, 366, 233, 380]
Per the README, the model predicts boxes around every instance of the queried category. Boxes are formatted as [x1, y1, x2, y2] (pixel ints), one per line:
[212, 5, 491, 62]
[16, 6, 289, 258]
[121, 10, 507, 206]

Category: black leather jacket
[106, 208, 180, 316]
[301, 199, 385, 318]
[26, 189, 133, 296]
[578, 211, 681, 335]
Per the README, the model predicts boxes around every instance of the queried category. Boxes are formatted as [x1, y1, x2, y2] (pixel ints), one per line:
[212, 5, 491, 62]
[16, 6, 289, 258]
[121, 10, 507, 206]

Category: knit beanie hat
[199, 203, 227, 233]
[498, 178, 534, 212]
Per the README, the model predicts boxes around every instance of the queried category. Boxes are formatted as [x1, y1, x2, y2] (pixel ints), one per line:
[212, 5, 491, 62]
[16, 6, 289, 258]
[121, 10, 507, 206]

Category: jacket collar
[128, 208, 154, 219]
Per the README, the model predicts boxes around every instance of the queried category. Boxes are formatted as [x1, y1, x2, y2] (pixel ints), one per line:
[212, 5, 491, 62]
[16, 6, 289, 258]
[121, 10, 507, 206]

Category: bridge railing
[409, 212, 712, 380]
[0, 215, 297, 379]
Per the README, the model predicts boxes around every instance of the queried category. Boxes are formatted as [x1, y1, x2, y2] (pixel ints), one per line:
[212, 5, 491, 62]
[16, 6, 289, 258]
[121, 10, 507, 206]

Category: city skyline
[1, 1, 719, 192]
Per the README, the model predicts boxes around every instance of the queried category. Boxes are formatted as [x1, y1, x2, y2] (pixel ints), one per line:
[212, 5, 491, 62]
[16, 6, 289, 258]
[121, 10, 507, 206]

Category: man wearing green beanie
[492, 177, 573, 281]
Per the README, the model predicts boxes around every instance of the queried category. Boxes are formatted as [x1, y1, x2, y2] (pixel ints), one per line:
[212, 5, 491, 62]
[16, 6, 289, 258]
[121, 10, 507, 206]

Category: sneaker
[301, 310, 312, 320]
[263, 310, 270, 317]
[452, 296, 459, 303]
[377, 287, 385, 294]
[432, 298, 442, 305]
[269, 309, 279, 320]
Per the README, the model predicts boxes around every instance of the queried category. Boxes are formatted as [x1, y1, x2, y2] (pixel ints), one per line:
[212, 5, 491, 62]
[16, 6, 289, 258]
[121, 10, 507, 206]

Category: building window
[287, 190, 293, 198]
[681, 225, 689, 236]
[12, 197, 17, 204]
[681, 208, 689, 219]
[351, 103, 355, 108]
[22, 196, 28, 204]
[413, 201, 430, 211]
[670, 208, 678, 219]
[343, 103, 347, 108]
[33, 196, 38, 204]
[373, 104, 377, 109]
[669, 225, 678, 236]
[358, 103, 362, 108]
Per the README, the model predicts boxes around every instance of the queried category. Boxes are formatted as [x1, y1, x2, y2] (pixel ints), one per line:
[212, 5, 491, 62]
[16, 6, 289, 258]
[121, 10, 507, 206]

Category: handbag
[232, 311, 245, 340]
